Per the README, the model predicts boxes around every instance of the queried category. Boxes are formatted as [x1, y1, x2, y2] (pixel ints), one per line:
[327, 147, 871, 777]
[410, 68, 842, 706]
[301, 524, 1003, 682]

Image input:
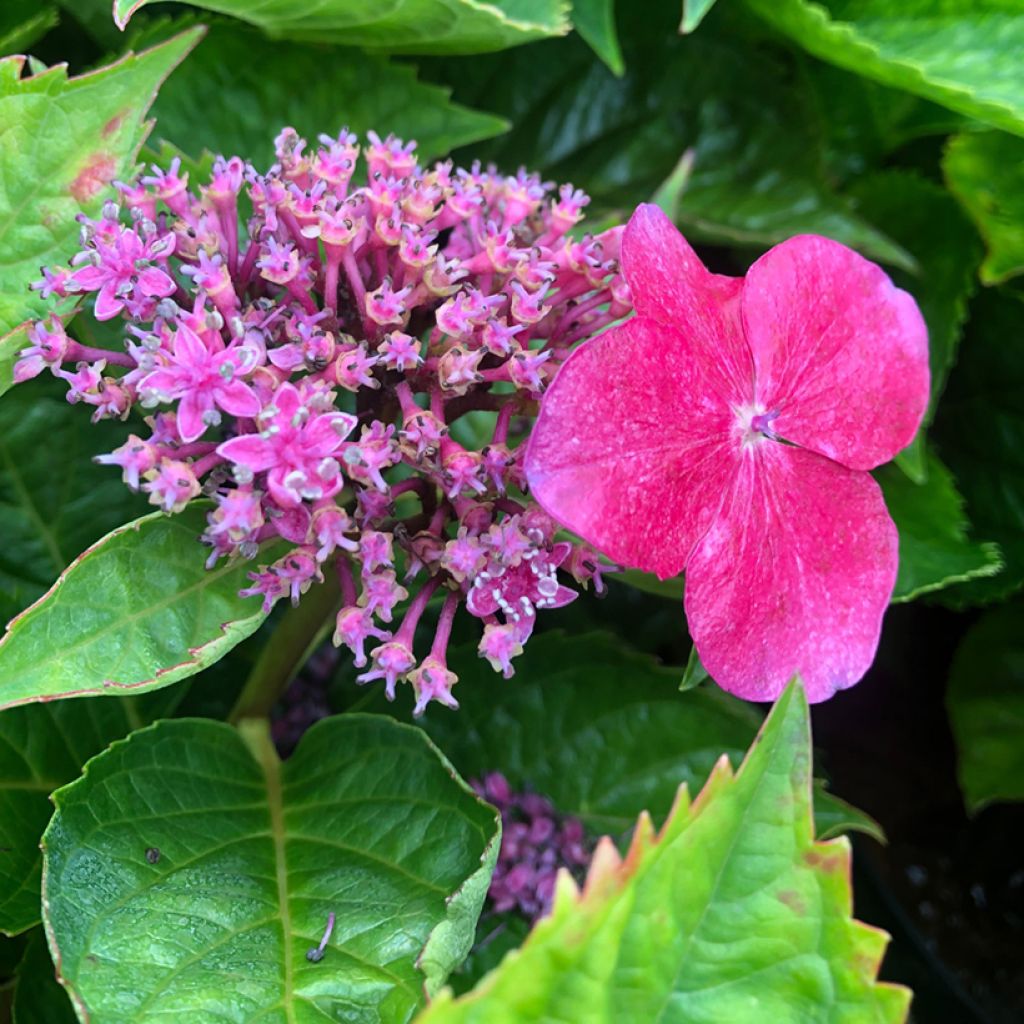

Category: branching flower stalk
[17, 128, 627, 712]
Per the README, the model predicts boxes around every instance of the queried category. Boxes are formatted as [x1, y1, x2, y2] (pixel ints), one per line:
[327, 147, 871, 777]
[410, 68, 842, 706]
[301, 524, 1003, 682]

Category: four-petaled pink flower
[217, 382, 357, 508]
[525, 205, 930, 703]
[139, 324, 262, 442]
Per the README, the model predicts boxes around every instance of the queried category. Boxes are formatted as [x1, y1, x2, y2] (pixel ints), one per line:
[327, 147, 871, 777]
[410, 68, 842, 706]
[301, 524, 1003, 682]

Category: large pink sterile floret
[525, 204, 930, 703]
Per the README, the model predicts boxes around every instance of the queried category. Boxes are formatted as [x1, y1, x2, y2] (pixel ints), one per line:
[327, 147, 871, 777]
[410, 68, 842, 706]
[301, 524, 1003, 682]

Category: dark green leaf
[812, 782, 885, 844]
[419, 683, 910, 1024]
[934, 289, 1024, 604]
[114, 0, 569, 53]
[947, 602, 1024, 812]
[678, 644, 708, 691]
[744, 0, 1024, 136]
[43, 715, 499, 1022]
[0, 28, 202, 341]
[9, 930, 76, 1024]
[571, 0, 623, 74]
[0, 3, 58, 55]
[944, 130, 1024, 286]
[441, 15, 910, 266]
[0, 505, 284, 710]
[878, 449, 1002, 603]
[135, 21, 508, 167]
[0, 377, 147, 626]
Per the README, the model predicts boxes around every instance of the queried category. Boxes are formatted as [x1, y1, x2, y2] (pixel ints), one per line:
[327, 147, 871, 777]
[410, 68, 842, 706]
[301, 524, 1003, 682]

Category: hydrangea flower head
[525, 205, 930, 703]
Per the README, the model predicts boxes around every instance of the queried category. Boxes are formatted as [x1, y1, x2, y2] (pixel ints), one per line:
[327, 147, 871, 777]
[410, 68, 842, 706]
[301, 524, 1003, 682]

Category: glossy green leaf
[571, 0, 623, 74]
[43, 715, 499, 1023]
[418, 682, 910, 1024]
[0, 684, 182, 937]
[442, 13, 909, 266]
[9, 929, 76, 1024]
[0, 2, 58, 54]
[934, 290, 1024, 605]
[744, 0, 1024, 136]
[0, 27, 202, 340]
[678, 644, 708, 692]
[136, 21, 508, 167]
[877, 450, 1002, 603]
[0, 505, 284, 710]
[680, 0, 718, 33]
[0, 377, 146, 625]
[947, 602, 1024, 812]
[114, 0, 569, 53]
[944, 130, 1024, 285]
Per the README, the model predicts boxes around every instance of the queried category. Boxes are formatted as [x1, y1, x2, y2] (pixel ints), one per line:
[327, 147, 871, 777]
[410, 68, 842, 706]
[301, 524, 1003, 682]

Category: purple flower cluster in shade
[18, 127, 627, 713]
[473, 772, 590, 922]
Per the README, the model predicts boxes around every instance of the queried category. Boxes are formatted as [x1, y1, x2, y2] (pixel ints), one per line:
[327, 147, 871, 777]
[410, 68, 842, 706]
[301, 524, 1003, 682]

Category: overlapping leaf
[114, 0, 569, 53]
[418, 683, 910, 1024]
[8, 929, 77, 1023]
[934, 290, 1024, 604]
[944, 130, 1024, 285]
[744, 0, 1024, 136]
[0, 505, 283, 710]
[135, 20, 508, 166]
[570, 0, 622, 73]
[43, 715, 499, 1023]
[947, 602, 1024, 811]
[0, 1, 58, 54]
[0, 377, 146, 625]
[0, 27, 201, 342]
[440, 10, 908, 265]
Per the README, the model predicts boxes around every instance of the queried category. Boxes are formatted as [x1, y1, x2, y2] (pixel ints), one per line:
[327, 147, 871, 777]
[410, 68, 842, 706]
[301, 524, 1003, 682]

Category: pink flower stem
[173, 442, 218, 459]
[393, 574, 442, 646]
[323, 252, 341, 313]
[430, 590, 460, 660]
[429, 388, 446, 423]
[65, 341, 134, 368]
[491, 403, 514, 445]
[337, 556, 357, 606]
[191, 452, 225, 477]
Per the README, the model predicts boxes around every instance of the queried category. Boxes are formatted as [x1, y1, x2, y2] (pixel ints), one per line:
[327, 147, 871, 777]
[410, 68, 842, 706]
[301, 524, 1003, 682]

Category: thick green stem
[229, 571, 342, 724]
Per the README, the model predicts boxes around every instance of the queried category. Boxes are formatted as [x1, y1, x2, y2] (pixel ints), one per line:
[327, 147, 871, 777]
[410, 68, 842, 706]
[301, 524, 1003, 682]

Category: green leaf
[135, 20, 508, 167]
[443, 15, 910, 267]
[9, 929, 76, 1024]
[944, 130, 1024, 285]
[947, 602, 1024, 812]
[0, 505, 284, 711]
[0, 2, 58, 55]
[0, 27, 202, 339]
[877, 449, 1003, 603]
[678, 643, 708, 691]
[0, 377, 147, 625]
[934, 289, 1024, 605]
[680, 0, 718, 33]
[0, 699, 153, 936]
[571, 0, 623, 74]
[744, 0, 1024, 136]
[812, 782, 885, 845]
[848, 172, 982, 437]
[0, 676, 184, 939]
[418, 682, 910, 1024]
[114, 0, 569, 53]
[43, 715, 499, 1023]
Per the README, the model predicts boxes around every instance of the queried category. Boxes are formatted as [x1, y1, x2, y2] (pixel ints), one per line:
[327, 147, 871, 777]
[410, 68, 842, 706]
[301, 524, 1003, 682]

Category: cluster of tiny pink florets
[18, 127, 628, 713]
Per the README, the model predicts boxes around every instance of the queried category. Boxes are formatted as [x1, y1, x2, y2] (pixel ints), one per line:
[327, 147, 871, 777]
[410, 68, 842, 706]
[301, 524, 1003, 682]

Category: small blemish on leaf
[145, 846, 160, 864]
[777, 889, 806, 915]
[102, 112, 125, 137]
[69, 154, 117, 202]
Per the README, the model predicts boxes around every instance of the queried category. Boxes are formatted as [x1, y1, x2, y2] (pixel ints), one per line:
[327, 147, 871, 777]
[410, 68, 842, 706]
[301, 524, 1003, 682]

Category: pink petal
[684, 444, 898, 703]
[72, 265, 106, 291]
[94, 283, 124, 321]
[216, 379, 261, 418]
[742, 235, 929, 471]
[173, 323, 208, 365]
[621, 204, 752, 402]
[177, 390, 209, 443]
[217, 432, 278, 472]
[137, 266, 176, 298]
[304, 412, 357, 453]
[525, 316, 742, 580]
